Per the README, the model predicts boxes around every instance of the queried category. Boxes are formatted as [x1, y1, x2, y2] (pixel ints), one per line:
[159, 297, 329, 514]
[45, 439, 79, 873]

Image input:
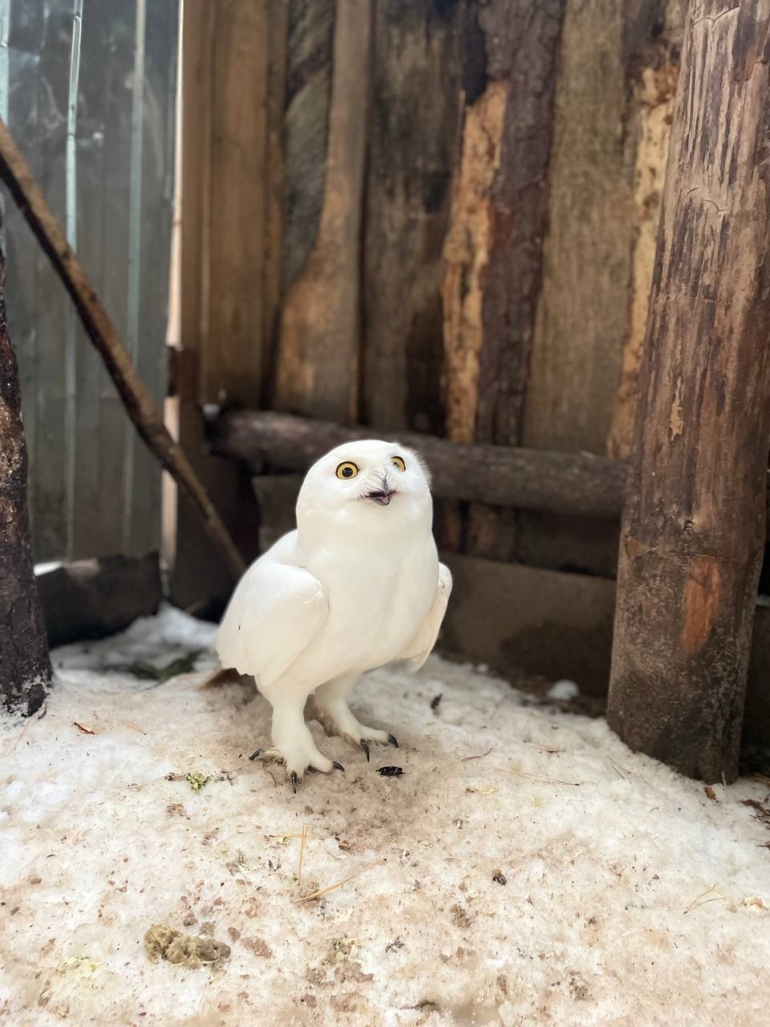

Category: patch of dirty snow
[1, 605, 770, 1026]
[546, 680, 580, 702]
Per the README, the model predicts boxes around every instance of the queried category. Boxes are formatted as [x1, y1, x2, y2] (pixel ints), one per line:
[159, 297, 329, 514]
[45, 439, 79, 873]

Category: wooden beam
[607, 0, 770, 783]
[209, 410, 628, 520]
[0, 251, 51, 715]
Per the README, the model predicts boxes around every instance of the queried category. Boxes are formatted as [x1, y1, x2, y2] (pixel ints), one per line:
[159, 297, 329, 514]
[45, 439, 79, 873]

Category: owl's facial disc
[297, 440, 432, 534]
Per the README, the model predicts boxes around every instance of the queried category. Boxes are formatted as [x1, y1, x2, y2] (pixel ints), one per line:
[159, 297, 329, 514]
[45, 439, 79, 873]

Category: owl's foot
[312, 698, 399, 761]
[249, 747, 344, 791]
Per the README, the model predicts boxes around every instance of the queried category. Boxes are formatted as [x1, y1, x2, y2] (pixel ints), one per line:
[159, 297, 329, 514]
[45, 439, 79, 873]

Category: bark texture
[274, 0, 371, 423]
[0, 251, 52, 715]
[211, 409, 628, 519]
[608, 0, 770, 783]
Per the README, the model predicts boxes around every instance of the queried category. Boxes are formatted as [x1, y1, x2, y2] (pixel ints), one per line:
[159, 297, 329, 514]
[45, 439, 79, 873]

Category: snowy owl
[215, 440, 452, 790]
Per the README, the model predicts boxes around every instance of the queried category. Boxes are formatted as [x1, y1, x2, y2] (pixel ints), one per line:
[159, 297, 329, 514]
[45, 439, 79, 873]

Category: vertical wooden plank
[471, 0, 567, 451]
[170, 0, 261, 614]
[263, 0, 289, 392]
[440, 0, 566, 561]
[275, 0, 372, 423]
[178, 0, 210, 370]
[608, 0, 685, 459]
[442, 80, 506, 447]
[198, 0, 268, 407]
[522, 0, 633, 456]
[514, 1, 683, 580]
[281, 0, 334, 293]
[31, 0, 71, 561]
[362, 0, 462, 435]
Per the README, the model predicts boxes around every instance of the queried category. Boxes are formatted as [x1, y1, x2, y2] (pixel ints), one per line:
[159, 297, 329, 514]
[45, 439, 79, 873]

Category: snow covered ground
[2, 606, 770, 1026]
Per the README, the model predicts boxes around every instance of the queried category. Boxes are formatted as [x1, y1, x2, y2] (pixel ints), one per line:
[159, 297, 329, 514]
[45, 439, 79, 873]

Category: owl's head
[296, 439, 433, 537]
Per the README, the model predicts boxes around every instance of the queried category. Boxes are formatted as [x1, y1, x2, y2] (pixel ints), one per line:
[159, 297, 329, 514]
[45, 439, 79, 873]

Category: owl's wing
[399, 563, 453, 672]
[214, 553, 328, 687]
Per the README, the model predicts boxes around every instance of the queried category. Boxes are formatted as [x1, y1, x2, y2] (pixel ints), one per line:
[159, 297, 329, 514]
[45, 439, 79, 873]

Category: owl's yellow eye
[336, 461, 359, 480]
[391, 456, 406, 473]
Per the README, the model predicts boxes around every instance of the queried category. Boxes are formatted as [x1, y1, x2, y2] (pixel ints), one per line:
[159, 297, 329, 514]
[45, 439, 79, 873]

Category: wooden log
[209, 409, 628, 520]
[38, 554, 162, 649]
[0, 116, 246, 583]
[274, 0, 372, 423]
[607, 0, 770, 783]
[0, 250, 52, 715]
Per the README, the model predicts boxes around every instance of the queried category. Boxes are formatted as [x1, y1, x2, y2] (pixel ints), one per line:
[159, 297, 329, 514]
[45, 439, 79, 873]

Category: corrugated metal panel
[3, 0, 178, 561]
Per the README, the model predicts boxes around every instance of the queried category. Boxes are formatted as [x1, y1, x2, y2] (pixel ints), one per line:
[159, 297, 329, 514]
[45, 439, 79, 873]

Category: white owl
[215, 440, 452, 789]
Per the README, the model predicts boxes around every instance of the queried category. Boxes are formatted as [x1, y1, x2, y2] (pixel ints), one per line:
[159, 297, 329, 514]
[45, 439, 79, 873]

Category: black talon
[333, 761, 345, 773]
[362, 742, 370, 762]
[388, 734, 399, 749]
[290, 771, 300, 793]
[249, 749, 264, 761]
[307, 766, 319, 774]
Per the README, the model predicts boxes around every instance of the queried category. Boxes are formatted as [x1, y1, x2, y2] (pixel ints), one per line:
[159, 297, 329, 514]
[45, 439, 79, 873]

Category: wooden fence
[174, 0, 687, 605]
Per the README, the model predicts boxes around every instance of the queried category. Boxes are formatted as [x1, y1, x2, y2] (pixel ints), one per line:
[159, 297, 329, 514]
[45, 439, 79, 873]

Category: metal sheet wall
[2, 0, 178, 561]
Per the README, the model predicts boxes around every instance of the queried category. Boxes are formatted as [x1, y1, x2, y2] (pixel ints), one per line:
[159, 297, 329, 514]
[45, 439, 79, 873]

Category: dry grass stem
[683, 884, 723, 915]
[297, 824, 309, 887]
[461, 747, 493, 763]
[498, 767, 581, 787]
[294, 859, 386, 904]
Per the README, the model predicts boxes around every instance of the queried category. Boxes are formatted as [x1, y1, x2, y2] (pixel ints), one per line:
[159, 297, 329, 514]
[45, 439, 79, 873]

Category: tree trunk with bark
[0, 251, 52, 715]
[607, 0, 770, 783]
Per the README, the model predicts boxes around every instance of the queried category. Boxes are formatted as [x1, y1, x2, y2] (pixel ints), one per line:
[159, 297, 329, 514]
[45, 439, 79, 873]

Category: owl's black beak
[365, 488, 395, 506]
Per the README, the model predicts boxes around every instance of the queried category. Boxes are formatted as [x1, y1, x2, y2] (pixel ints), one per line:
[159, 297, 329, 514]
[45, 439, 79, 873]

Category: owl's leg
[312, 673, 399, 760]
[251, 692, 344, 791]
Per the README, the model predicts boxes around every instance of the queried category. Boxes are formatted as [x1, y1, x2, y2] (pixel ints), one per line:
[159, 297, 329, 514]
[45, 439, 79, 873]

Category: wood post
[0, 250, 52, 715]
[607, 0, 770, 783]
